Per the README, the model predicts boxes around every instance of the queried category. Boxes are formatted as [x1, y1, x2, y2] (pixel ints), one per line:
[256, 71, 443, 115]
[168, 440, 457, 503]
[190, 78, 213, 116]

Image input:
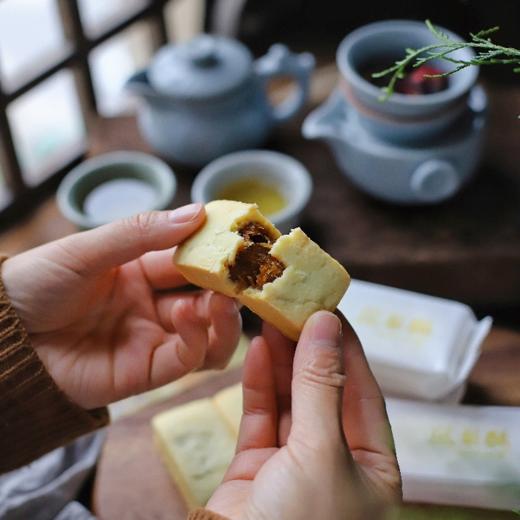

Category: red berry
[396, 65, 448, 95]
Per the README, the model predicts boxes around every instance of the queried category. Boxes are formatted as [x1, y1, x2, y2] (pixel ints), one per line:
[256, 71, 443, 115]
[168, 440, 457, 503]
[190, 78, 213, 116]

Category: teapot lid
[148, 35, 253, 100]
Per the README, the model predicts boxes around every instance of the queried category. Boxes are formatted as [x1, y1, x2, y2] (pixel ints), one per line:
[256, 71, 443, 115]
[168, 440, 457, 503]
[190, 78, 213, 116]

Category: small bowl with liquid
[191, 150, 313, 233]
[57, 151, 177, 229]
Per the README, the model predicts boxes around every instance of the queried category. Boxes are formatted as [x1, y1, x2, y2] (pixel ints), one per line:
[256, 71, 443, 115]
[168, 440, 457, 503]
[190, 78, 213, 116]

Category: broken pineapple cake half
[173, 200, 350, 340]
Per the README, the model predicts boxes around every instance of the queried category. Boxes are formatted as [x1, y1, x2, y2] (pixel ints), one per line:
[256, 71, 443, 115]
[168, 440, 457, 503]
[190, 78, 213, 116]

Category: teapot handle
[255, 44, 315, 124]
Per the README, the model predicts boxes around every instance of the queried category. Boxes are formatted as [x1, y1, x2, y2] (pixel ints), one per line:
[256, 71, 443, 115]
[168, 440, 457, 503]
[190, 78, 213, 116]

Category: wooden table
[1, 66, 519, 518]
[2, 67, 520, 307]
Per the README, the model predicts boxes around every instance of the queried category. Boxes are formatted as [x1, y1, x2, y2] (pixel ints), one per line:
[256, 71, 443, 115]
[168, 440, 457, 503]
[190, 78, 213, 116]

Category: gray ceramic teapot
[126, 35, 314, 167]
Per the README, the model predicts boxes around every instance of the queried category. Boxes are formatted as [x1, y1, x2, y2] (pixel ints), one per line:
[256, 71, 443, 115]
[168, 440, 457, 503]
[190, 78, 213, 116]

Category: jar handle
[255, 44, 315, 124]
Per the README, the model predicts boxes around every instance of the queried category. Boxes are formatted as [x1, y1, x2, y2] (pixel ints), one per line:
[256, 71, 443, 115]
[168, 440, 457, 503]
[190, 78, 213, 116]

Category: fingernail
[308, 311, 342, 348]
[169, 203, 203, 223]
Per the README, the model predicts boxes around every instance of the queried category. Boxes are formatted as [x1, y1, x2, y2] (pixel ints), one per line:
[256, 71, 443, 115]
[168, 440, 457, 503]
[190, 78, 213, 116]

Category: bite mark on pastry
[228, 222, 286, 291]
[173, 200, 350, 340]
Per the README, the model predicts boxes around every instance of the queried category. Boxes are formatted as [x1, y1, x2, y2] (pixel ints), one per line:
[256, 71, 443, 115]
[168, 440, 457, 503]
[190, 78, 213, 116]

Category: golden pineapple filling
[228, 222, 285, 290]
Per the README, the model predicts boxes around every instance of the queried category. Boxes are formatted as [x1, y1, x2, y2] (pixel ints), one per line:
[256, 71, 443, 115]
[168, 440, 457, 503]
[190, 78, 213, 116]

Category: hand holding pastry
[206, 311, 401, 520]
[1, 204, 242, 410]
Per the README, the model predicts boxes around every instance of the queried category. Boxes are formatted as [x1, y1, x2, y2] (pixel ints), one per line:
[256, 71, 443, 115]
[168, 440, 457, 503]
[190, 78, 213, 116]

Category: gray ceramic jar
[127, 35, 314, 167]
[303, 20, 487, 205]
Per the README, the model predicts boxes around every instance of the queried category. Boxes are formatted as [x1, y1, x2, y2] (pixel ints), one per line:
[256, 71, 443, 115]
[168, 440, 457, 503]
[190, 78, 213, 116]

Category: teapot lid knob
[188, 36, 218, 68]
[147, 35, 253, 100]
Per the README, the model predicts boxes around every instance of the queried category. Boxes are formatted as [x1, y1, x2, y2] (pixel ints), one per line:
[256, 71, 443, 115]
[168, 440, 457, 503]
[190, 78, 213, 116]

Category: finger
[154, 291, 203, 333]
[155, 291, 241, 361]
[338, 311, 396, 461]
[204, 293, 242, 369]
[151, 299, 210, 383]
[261, 322, 295, 444]
[139, 247, 189, 289]
[290, 311, 346, 447]
[236, 336, 278, 453]
[54, 204, 205, 275]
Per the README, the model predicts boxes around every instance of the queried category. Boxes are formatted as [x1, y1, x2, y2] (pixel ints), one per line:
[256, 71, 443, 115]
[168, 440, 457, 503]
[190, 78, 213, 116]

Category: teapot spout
[125, 70, 160, 99]
[302, 90, 348, 141]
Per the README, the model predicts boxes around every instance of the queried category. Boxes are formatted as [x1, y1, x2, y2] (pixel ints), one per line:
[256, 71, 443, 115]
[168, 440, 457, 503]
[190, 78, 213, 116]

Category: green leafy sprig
[373, 20, 520, 100]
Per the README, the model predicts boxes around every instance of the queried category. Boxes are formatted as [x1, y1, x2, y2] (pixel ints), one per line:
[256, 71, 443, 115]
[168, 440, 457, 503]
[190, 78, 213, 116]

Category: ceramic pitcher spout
[302, 91, 347, 142]
[125, 70, 165, 101]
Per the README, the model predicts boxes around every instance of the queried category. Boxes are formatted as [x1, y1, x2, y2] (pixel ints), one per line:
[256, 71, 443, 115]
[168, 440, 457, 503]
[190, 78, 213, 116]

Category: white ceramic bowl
[191, 150, 313, 232]
[57, 151, 177, 229]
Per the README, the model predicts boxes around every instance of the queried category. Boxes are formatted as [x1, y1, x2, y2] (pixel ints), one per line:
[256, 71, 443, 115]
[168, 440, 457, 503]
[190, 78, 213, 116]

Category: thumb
[290, 311, 346, 447]
[57, 203, 205, 274]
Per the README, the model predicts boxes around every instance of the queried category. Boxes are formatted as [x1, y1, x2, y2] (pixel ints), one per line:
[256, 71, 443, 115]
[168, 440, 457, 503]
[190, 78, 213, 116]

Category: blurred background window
[7, 70, 86, 186]
[89, 21, 156, 116]
[0, 165, 9, 208]
[0, 0, 70, 92]
[77, 0, 150, 37]
[0, 0, 204, 222]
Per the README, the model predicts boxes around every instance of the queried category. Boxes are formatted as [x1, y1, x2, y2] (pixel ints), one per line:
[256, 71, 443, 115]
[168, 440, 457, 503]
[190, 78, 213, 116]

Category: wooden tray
[93, 327, 520, 519]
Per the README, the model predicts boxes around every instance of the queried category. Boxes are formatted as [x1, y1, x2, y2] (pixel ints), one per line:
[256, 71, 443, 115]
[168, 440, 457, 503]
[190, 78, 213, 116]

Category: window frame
[0, 0, 170, 227]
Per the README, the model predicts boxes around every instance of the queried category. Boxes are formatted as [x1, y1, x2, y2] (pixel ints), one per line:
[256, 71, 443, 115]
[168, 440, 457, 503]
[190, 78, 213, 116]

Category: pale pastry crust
[213, 383, 243, 436]
[173, 200, 350, 340]
[152, 398, 236, 508]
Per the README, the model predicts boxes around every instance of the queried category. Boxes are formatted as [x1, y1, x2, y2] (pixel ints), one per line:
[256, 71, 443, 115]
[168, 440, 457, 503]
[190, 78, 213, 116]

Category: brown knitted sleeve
[187, 509, 230, 520]
[0, 256, 109, 473]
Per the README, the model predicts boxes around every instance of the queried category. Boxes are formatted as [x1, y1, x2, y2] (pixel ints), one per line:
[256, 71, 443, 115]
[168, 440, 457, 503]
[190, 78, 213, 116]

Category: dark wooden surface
[278, 75, 520, 308]
[3, 68, 519, 306]
[90, 78, 520, 308]
[92, 328, 520, 520]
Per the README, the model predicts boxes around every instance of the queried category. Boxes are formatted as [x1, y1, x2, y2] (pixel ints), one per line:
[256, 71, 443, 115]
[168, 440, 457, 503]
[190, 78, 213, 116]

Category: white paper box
[387, 398, 520, 510]
[338, 280, 492, 401]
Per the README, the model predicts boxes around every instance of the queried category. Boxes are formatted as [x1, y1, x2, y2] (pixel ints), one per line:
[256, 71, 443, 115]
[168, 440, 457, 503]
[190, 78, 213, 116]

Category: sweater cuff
[187, 509, 230, 520]
[0, 256, 109, 473]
